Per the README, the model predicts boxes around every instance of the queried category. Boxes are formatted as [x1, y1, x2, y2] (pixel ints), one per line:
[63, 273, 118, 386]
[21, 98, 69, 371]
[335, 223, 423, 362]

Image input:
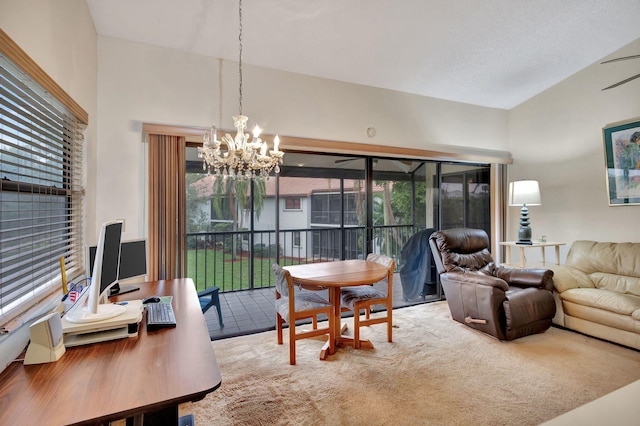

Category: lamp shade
[508, 180, 541, 206]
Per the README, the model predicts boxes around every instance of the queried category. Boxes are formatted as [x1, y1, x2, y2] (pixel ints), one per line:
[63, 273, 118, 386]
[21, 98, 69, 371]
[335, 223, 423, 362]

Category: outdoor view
[185, 149, 491, 303]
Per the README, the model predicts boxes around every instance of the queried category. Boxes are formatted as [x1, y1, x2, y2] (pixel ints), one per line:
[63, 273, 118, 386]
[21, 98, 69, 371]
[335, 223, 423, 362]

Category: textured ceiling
[86, 0, 640, 110]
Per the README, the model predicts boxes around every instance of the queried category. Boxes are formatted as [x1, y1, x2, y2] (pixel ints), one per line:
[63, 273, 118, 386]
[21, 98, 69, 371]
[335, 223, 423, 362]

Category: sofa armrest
[441, 272, 509, 292]
[546, 264, 594, 293]
[495, 267, 554, 291]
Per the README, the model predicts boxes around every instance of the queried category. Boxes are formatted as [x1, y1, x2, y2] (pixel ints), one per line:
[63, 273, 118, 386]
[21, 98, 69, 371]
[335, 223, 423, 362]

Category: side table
[499, 241, 565, 268]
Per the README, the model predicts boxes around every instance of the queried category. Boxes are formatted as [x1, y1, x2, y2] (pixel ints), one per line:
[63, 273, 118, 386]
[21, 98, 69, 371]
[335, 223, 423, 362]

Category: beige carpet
[182, 301, 640, 425]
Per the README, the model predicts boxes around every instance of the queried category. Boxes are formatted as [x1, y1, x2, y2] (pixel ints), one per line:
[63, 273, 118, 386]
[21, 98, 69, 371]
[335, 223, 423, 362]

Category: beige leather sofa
[549, 240, 640, 350]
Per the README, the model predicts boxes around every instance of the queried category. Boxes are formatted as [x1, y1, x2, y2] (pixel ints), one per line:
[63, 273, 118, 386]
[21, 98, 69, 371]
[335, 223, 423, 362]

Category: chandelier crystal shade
[198, 0, 283, 180]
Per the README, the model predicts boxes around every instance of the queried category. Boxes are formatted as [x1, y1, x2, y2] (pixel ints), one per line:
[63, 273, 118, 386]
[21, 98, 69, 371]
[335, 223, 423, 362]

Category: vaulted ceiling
[86, 0, 640, 110]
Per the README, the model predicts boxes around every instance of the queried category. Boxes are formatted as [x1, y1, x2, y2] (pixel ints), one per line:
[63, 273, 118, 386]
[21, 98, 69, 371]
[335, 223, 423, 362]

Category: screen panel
[118, 239, 147, 280]
[88, 239, 147, 281]
[99, 222, 123, 296]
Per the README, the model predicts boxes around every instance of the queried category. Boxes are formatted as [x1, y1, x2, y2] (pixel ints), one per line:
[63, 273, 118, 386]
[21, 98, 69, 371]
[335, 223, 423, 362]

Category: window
[292, 231, 301, 247]
[284, 197, 300, 210]
[0, 51, 85, 322]
[311, 192, 341, 224]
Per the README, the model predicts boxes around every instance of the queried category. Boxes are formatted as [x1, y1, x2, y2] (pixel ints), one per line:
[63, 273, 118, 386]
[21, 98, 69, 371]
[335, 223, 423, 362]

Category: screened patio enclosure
[186, 148, 491, 304]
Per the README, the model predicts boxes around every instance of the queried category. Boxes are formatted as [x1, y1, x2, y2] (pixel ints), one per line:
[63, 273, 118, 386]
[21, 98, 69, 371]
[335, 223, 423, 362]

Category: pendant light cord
[238, 0, 243, 116]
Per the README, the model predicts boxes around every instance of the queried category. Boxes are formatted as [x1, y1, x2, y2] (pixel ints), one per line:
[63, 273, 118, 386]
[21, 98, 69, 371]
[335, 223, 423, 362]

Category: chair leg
[212, 290, 224, 327]
[276, 313, 284, 345]
[289, 318, 296, 365]
[387, 304, 393, 343]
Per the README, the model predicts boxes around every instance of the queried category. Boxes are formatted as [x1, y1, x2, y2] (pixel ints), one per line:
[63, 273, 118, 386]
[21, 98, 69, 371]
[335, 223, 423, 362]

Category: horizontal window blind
[0, 52, 85, 321]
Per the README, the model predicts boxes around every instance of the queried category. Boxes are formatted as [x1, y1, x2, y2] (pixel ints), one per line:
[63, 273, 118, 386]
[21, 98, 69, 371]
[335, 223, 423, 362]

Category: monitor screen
[66, 220, 125, 323]
[88, 239, 147, 280]
[118, 239, 148, 280]
[97, 221, 122, 298]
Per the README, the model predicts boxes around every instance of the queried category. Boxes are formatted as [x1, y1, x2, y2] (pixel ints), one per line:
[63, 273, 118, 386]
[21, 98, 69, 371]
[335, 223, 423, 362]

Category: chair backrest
[366, 253, 395, 284]
[366, 253, 395, 270]
[429, 228, 494, 274]
[272, 263, 291, 297]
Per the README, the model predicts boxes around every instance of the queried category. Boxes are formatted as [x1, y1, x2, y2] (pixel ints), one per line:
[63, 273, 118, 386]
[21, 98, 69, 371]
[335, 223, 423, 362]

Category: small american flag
[68, 290, 80, 303]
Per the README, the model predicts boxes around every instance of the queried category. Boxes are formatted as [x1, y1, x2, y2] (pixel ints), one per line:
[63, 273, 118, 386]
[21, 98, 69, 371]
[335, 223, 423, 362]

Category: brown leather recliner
[429, 228, 556, 340]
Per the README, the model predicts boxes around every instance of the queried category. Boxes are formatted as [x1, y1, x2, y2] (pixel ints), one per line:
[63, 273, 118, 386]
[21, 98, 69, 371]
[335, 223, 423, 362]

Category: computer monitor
[65, 220, 126, 324]
[87, 239, 147, 296]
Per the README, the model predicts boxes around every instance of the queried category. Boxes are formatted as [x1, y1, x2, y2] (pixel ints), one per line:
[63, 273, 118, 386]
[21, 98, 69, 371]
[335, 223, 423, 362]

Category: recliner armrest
[495, 267, 554, 291]
[503, 287, 556, 339]
[441, 272, 509, 292]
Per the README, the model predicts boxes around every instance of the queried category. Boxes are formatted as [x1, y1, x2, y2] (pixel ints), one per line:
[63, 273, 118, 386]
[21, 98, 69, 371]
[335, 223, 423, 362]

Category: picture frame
[603, 117, 640, 206]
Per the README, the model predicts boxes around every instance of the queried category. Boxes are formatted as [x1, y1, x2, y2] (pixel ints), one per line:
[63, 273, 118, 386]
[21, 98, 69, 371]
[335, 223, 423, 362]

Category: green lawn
[187, 249, 275, 292]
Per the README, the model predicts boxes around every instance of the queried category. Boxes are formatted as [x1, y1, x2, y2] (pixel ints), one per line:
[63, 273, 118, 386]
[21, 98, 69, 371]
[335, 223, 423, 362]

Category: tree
[186, 172, 212, 232]
[210, 177, 268, 256]
[390, 180, 427, 226]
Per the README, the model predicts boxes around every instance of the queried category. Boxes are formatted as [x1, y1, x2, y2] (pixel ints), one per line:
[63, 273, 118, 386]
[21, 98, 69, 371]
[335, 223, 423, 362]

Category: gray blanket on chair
[399, 228, 436, 301]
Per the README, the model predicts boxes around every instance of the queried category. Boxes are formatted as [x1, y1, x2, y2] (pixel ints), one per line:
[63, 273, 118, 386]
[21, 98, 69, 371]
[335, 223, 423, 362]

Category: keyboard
[146, 302, 177, 328]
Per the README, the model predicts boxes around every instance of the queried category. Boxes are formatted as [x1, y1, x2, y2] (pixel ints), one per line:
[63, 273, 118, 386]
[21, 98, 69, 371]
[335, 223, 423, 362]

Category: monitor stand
[110, 283, 140, 297]
[64, 302, 126, 324]
[62, 300, 143, 347]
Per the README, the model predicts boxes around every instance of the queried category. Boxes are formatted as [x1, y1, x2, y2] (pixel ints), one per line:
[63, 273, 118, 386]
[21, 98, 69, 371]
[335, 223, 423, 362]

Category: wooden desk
[284, 260, 388, 359]
[0, 279, 221, 426]
[499, 241, 565, 268]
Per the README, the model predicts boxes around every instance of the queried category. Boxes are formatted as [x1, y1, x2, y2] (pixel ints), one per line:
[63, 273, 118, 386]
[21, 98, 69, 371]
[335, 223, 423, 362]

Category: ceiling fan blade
[334, 158, 355, 164]
[602, 72, 640, 90]
[391, 160, 412, 173]
[334, 158, 375, 165]
[600, 54, 640, 64]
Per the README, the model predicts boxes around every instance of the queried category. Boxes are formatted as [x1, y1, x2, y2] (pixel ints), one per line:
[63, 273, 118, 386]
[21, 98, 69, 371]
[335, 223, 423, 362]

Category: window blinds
[0, 53, 85, 320]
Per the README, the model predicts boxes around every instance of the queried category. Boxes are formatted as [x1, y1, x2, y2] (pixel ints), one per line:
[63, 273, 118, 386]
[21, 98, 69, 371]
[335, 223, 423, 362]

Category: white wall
[508, 37, 640, 261]
[96, 37, 510, 239]
[3, 0, 636, 270]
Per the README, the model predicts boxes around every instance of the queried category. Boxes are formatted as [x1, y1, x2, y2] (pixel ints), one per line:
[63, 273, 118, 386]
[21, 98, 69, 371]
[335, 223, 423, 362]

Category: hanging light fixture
[198, 0, 283, 179]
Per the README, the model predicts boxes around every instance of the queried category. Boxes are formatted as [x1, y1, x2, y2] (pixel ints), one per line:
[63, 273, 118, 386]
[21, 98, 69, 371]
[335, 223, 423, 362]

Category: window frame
[284, 196, 301, 210]
[0, 29, 87, 327]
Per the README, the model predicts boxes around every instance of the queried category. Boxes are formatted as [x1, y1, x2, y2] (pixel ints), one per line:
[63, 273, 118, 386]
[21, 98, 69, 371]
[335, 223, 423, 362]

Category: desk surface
[0, 278, 221, 426]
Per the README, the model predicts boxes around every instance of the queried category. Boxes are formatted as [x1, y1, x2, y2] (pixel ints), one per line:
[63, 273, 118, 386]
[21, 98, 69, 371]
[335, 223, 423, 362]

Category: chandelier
[198, 0, 283, 179]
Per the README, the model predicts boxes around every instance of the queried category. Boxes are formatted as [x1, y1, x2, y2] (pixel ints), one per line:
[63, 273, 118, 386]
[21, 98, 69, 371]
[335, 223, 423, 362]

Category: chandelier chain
[238, 0, 243, 116]
[197, 0, 283, 180]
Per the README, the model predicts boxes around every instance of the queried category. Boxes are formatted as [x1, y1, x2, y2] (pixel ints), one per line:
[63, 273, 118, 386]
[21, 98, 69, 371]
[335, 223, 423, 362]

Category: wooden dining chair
[340, 253, 395, 348]
[272, 264, 335, 365]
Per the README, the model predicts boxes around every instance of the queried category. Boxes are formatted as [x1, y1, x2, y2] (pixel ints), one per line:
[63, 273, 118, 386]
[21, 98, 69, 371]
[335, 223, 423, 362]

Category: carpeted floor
[181, 301, 640, 425]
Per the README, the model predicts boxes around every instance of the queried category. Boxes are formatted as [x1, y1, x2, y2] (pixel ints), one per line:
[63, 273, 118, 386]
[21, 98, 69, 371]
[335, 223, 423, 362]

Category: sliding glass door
[440, 164, 491, 240]
[185, 147, 491, 300]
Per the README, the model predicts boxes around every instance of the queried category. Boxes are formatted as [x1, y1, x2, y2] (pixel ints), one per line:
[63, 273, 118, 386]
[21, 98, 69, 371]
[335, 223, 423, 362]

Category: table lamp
[508, 180, 541, 245]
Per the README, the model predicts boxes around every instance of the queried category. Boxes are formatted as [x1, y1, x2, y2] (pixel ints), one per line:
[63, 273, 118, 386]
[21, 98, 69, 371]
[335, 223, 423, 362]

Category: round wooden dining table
[283, 259, 389, 359]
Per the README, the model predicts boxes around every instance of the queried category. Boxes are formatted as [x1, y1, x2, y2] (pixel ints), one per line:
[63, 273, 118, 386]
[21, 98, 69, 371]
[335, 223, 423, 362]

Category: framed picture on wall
[603, 117, 640, 206]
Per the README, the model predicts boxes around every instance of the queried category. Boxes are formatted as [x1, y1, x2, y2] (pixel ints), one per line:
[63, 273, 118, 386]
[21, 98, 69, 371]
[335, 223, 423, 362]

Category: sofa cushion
[562, 301, 639, 333]
[566, 241, 640, 280]
[590, 272, 640, 297]
[561, 288, 640, 316]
